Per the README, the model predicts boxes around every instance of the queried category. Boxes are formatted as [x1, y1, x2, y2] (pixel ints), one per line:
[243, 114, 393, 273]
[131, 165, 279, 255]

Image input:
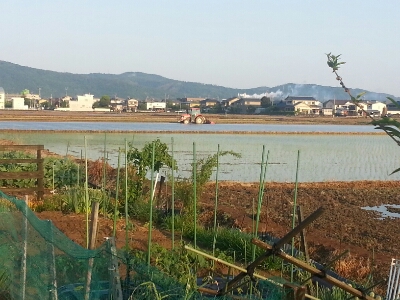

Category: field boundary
[0, 144, 44, 200]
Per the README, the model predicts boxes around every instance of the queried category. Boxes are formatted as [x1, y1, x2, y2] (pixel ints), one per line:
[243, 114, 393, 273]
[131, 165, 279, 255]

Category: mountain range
[0, 60, 396, 102]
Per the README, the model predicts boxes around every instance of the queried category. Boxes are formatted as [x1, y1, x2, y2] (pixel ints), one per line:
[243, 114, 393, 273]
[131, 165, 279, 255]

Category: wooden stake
[252, 239, 375, 300]
[84, 201, 99, 300]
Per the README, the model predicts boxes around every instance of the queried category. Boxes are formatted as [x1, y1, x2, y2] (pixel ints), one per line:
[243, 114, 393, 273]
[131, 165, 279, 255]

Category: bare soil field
[34, 180, 400, 287]
[0, 109, 376, 125]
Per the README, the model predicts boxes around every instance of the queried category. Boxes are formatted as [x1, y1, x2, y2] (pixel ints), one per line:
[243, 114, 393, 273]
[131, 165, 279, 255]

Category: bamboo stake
[20, 196, 28, 300]
[48, 220, 58, 300]
[65, 141, 70, 157]
[102, 133, 107, 191]
[113, 148, 122, 237]
[104, 152, 109, 217]
[252, 238, 374, 300]
[291, 150, 300, 282]
[223, 207, 324, 296]
[52, 163, 55, 192]
[186, 245, 325, 300]
[171, 137, 175, 250]
[193, 142, 197, 248]
[124, 139, 128, 250]
[84, 136, 89, 249]
[212, 144, 220, 261]
[252, 146, 266, 261]
[147, 142, 155, 270]
[84, 202, 99, 300]
[102, 134, 107, 218]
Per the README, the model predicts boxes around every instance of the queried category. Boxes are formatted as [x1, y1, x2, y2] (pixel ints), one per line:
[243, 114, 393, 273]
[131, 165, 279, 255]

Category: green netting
[0, 190, 114, 300]
[0, 190, 289, 300]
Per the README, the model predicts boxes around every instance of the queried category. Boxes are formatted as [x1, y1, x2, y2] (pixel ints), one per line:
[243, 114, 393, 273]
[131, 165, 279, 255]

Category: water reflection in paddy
[362, 205, 400, 219]
[2, 130, 400, 183]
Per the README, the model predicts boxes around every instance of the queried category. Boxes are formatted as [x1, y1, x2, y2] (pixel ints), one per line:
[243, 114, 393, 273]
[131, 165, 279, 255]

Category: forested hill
[0, 60, 395, 101]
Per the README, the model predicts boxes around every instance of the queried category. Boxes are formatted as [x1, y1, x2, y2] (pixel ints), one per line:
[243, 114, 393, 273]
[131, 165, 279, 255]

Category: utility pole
[65, 87, 68, 97]
[38, 88, 41, 99]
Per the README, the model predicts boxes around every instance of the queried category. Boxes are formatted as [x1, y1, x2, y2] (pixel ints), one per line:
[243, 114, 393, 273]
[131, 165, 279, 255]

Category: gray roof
[0, 87, 4, 94]
[285, 96, 316, 101]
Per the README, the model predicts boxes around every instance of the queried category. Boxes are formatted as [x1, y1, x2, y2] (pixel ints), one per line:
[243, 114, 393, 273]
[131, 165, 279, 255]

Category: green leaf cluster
[326, 53, 346, 71]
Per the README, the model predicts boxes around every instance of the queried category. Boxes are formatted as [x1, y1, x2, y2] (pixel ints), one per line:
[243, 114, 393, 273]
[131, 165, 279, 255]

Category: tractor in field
[179, 108, 213, 124]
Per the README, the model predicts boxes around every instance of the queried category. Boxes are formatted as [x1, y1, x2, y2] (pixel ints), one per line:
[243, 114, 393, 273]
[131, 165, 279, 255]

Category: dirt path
[0, 110, 377, 125]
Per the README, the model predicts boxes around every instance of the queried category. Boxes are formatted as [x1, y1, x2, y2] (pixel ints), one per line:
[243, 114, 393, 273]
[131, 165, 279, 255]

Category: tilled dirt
[34, 180, 400, 286]
[199, 181, 400, 281]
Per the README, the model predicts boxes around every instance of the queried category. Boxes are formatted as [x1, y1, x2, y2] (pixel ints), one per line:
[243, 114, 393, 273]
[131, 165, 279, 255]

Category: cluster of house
[179, 95, 398, 116]
[0, 87, 398, 116]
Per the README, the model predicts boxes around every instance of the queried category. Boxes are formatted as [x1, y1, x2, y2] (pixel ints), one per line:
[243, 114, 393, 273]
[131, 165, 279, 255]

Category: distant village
[0, 87, 399, 117]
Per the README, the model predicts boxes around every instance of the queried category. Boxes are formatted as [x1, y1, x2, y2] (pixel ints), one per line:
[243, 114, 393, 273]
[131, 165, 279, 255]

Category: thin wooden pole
[113, 148, 122, 237]
[52, 163, 55, 192]
[171, 138, 175, 250]
[84, 136, 89, 249]
[37, 148, 44, 200]
[20, 196, 28, 300]
[252, 145, 266, 261]
[291, 150, 300, 282]
[124, 139, 129, 250]
[102, 133, 107, 191]
[297, 205, 310, 263]
[252, 238, 374, 300]
[212, 144, 220, 260]
[84, 202, 100, 300]
[147, 142, 155, 269]
[48, 220, 58, 300]
[77, 164, 80, 187]
[193, 142, 197, 248]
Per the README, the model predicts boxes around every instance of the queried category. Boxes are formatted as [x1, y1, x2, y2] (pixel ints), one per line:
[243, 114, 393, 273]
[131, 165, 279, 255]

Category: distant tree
[138, 102, 147, 110]
[59, 100, 68, 108]
[21, 89, 29, 97]
[247, 106, 256, 114]
[41, 101, 53, 109]
[166, 100, 177, 109]
[261, 96, 272, 108]
[94, 95, 111, 108]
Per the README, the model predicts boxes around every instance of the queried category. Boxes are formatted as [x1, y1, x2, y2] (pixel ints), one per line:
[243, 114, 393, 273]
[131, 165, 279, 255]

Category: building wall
[146, 102, 166, 110]
[0, 88, 5, 109]
[12, 97, 28, 110]
[69, 94, 96, 111]
[370, 102, 386, 114]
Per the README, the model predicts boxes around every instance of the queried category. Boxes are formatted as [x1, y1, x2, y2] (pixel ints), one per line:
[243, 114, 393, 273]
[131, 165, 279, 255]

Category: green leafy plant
[44, 157, 81, 189]
[0, 152, 80, 190]
[126, 139, 176, 207]
[175, 151, 241, 213]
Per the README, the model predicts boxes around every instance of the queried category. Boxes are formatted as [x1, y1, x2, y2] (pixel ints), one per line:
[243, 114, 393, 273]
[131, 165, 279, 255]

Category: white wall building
[0, 87, 5, 109]
[146, 101, 166, 110]
[69, 94, 96, 111]
[11, 97, 28, 110]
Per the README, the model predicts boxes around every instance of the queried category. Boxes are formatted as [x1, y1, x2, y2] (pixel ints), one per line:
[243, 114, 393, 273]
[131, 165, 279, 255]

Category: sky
[1, 0, 400, 96]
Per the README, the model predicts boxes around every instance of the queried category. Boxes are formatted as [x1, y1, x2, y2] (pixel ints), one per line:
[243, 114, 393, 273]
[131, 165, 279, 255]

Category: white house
[324, 100, 358, 116]
[146, 101, 166, 110]
[11, 97, 28, 110]
[363, 101, 386, 116]
[0, 87, 5, 109]
[284, 96, 322, 108]
[69, 94, 96, 111]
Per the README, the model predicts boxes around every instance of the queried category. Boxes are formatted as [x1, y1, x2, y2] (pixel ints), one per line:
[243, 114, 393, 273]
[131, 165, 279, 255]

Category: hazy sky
[1, 1, 399, 95]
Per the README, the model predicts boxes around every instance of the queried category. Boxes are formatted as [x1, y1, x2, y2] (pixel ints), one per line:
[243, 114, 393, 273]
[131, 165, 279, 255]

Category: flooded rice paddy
[1, 128, 399, 183]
